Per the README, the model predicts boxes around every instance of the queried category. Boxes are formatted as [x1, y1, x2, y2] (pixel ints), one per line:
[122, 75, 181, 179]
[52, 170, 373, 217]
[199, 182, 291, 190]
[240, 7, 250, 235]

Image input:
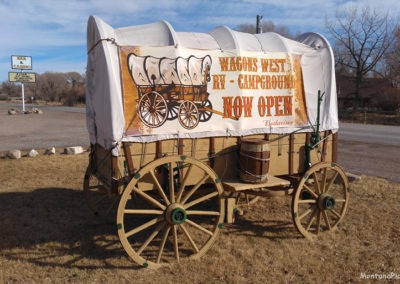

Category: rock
[8, 150, 21, 159]
[27, 149, 39, 157]
[8, 108, 18, 115]
[64, 146, 84, 155]
[45, 147, 56, 155]
[32, 108, 43, 114]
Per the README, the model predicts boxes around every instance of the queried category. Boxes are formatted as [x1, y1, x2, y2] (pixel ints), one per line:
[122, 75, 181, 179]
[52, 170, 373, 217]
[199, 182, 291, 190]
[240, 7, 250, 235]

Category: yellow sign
[8, 72, 36, 83]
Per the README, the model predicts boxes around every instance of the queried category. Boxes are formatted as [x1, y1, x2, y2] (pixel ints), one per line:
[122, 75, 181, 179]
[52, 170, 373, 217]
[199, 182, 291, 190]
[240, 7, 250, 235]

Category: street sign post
[9, 56, 34, 112]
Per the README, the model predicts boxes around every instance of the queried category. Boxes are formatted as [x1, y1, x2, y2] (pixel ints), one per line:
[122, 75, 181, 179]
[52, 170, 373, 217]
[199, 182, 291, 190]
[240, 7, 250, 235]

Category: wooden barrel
[239, 138, 270, 183]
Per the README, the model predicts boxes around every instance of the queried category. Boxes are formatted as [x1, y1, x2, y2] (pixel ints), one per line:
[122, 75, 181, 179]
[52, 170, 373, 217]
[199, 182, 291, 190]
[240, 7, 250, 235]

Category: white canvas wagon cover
[86, 16, 338, 153]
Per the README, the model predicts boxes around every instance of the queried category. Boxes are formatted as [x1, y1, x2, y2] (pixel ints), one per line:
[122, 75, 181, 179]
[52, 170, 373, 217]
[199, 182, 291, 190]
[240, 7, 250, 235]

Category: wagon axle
[165, 203, 187, 225]
[318, 194, 335, 211]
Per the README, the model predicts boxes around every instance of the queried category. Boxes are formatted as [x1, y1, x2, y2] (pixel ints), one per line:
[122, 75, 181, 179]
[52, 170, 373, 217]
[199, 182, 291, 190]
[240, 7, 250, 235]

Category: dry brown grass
[0, 153, 399, 283]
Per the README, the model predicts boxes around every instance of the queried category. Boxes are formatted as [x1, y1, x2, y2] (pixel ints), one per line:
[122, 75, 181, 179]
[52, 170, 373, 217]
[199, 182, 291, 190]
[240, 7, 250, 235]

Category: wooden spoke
[172, 225, 179, 262]
[137, 222, 165, 255]
[184, 192, 219, 209]
[180, 175, 209, 204]
[169, 162, 175, 203]
[176, 164, 195, 202]
[297, 199, 317, 204]
[298, 208, 313, 221]
[124, 209, 164, 215]
[305, 208, 318, 231]
[322, 210, 331, 230]
[132, 187, 166, 210]
[117, 155, 224, 268]
[156, 225, 171, 264]
[292, 162, 349, 240]
[325, 171, 339, 193]
[149, 170, 170, 205]
[180, 223, 199, 253]
[235, 192, 260, 207]
[315, 211, 321, 234]
[125, 217, 163, 238]
[303, 184, 319, 199]
[185, 218, 214, 236]
[331, 208, 342, 219]
[186, 210, 221, 216]
[312, 172, 321, 194]
[321, 168, 328, 193]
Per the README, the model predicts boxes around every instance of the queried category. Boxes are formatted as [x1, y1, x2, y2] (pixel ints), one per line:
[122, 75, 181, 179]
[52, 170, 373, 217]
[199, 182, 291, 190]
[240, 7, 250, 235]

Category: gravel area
[0, 104, 89, 152]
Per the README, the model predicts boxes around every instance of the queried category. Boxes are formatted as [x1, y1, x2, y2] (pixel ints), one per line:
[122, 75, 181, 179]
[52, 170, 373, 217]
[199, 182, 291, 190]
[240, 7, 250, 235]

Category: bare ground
[0, 154, 399, 283]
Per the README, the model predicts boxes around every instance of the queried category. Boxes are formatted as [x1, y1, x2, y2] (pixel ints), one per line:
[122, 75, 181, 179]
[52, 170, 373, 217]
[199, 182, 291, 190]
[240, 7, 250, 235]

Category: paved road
[1, 102, 399, 182]
[337, 122, 400, 183]
[0, 103, 89, 152]
[339, 122, 400, 146]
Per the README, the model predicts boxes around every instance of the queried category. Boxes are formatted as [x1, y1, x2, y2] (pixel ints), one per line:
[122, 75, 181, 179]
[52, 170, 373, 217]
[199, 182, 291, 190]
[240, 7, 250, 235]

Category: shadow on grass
[0, 187, 139, 270]
[0, 187, 302, 270]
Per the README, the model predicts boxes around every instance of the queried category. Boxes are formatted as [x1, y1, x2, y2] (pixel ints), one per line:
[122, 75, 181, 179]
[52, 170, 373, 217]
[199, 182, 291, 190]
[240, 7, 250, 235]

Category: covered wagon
[85, 15, 349, 268]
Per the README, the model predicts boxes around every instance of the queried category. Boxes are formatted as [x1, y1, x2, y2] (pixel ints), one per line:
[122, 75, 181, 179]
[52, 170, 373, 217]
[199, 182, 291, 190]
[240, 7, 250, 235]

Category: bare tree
[63, 72, 86, 106]
[1, 81, 19, 98]
[385, 27, 400, 88]
[37, 72, 69, 102]
[326, 5, 397, 107]
[237, 20, 294, 38]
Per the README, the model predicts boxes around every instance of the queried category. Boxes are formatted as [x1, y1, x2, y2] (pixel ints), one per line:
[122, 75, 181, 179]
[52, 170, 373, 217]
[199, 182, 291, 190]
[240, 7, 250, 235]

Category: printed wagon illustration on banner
[128, 54, 214, 129]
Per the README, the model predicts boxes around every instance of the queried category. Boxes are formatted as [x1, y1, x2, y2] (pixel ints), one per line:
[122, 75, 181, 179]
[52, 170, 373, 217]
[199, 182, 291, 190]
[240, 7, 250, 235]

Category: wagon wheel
[292, 162, 349, 240]
[235, 192, 260, 206]
[83, 164, 120, 219]
[138, 91, 168, 128]
[167, 101, 179, 120]
[199, 99, 213, 122]
[117, 155, 225, 268]
[178, 101, 199, 129]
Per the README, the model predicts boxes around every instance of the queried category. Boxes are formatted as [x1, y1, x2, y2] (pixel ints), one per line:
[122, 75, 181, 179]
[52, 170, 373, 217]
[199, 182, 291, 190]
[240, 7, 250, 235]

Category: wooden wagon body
[85, 16, 349, 268]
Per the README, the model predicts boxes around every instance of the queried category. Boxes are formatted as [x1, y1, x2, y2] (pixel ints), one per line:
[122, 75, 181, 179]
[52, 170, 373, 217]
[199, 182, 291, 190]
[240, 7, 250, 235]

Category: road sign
[8, 72, 36, 83]
[11, 55, 32, 70]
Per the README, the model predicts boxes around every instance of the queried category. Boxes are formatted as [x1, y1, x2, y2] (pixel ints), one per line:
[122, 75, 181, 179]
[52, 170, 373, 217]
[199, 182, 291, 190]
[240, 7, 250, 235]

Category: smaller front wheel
[178, 101, 199, 129]
[292, 162, 349, 240]
[83, 165, 119, 219]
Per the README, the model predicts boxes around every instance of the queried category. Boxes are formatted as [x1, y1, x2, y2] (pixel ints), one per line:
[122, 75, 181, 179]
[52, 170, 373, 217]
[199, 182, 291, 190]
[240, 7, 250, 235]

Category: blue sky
[1, 0, 399, 82]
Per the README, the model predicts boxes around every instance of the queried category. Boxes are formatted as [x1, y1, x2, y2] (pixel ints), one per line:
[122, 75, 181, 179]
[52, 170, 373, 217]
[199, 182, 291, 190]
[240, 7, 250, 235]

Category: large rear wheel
[117, 155, 225, 268]
[138, 91, 168, 128]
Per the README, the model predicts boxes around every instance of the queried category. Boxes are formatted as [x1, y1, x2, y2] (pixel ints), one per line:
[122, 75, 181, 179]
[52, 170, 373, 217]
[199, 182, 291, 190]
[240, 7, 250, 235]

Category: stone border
[0, 146, 89, 159]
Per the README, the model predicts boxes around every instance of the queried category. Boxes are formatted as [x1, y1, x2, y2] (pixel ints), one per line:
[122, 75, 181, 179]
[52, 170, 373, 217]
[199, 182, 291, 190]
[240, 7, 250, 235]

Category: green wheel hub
[165, 203, 187, 225]
[322, 196, 335, 210]
[171, 207, 187, 225]
[318, 193, 336, 211]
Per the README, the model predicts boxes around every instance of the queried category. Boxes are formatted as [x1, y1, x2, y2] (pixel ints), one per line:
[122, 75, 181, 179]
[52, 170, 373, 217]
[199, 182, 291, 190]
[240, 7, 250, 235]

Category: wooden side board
[92, 131, 336, 189]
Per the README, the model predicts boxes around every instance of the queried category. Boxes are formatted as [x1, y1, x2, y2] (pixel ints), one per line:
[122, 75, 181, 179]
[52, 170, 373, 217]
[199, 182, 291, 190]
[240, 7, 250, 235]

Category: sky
[0, 0, 399, 83]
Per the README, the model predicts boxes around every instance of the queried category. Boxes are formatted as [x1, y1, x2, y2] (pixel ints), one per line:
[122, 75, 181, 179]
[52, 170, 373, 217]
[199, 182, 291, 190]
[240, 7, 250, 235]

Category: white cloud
[1, 0, 399, 82]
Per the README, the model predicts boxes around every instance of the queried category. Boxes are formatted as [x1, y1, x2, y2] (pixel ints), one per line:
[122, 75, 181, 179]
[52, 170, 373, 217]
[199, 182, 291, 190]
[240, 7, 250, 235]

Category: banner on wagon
[119, 46, 308, 139]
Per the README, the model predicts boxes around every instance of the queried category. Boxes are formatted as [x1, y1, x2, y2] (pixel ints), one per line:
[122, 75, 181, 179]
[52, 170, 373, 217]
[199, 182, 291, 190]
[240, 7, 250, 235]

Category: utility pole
[256, 15, 263, 34]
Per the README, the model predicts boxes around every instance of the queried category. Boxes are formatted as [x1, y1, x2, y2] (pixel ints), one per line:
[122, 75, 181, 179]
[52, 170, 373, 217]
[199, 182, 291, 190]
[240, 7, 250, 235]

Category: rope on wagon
[87, 38, 118, 54]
